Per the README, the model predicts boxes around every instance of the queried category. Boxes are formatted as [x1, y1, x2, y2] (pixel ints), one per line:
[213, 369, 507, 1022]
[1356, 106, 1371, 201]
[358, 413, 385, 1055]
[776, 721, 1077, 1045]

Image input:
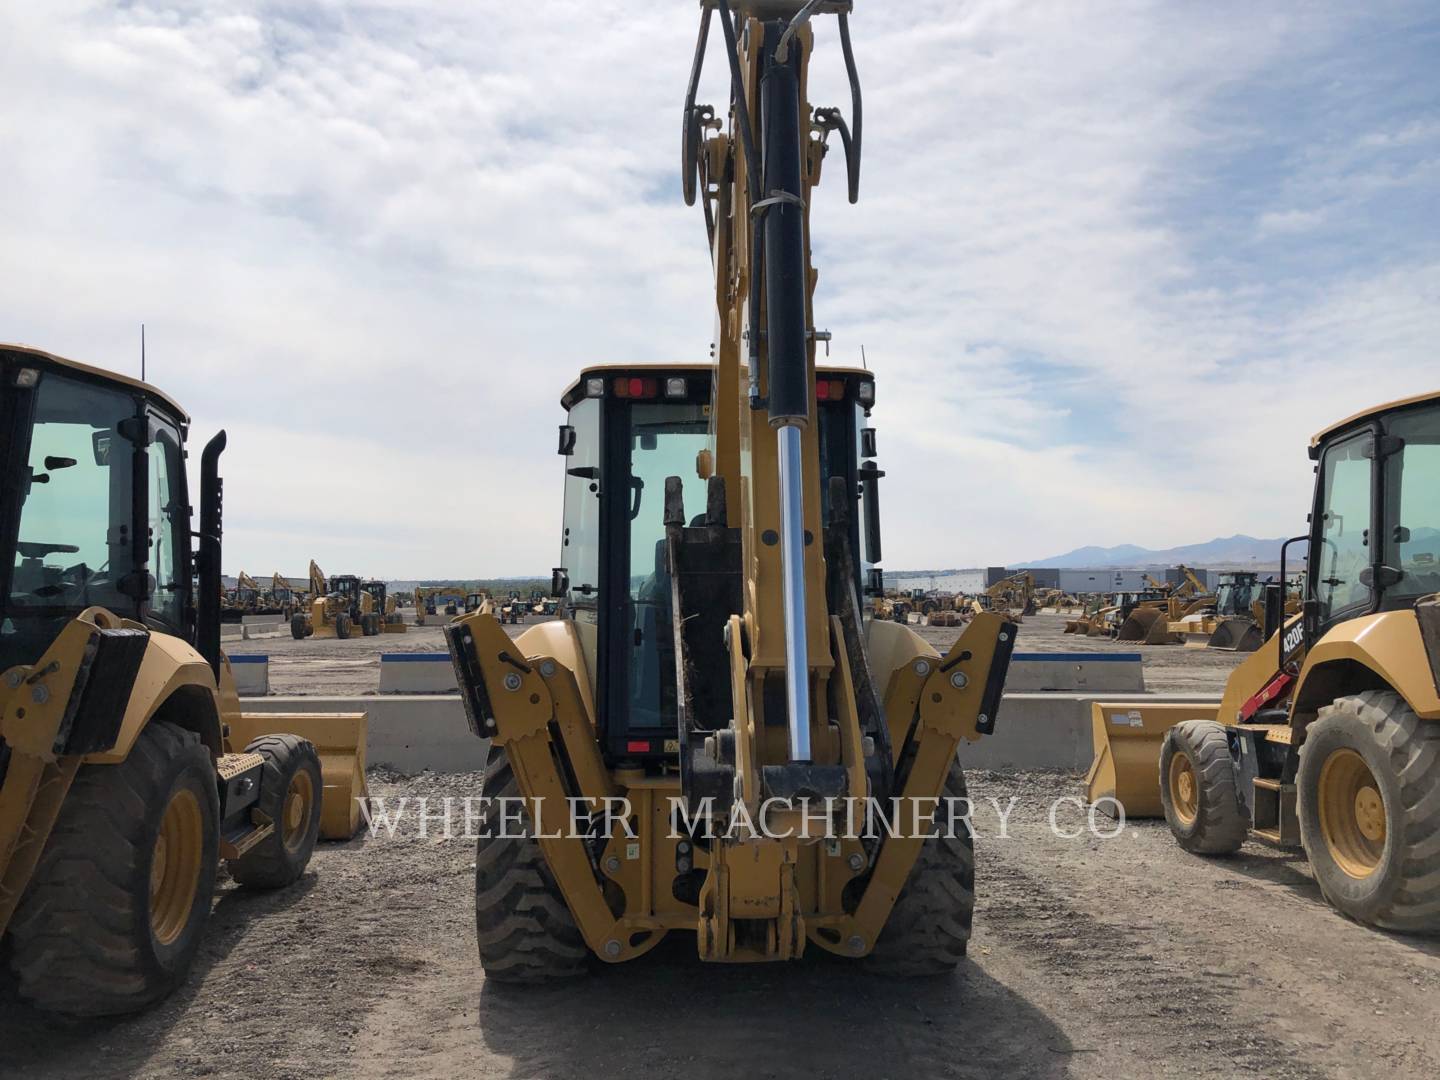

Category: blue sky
[0, 1, 1436, 576]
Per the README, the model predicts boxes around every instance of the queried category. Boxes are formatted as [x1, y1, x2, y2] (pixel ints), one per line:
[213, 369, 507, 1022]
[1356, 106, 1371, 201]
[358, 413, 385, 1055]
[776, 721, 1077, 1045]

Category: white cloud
[0, 0, 1435, 575]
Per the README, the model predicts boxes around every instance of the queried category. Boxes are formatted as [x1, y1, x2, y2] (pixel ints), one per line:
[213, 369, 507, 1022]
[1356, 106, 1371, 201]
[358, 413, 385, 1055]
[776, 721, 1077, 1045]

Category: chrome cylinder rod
[778, 422, 811, 761]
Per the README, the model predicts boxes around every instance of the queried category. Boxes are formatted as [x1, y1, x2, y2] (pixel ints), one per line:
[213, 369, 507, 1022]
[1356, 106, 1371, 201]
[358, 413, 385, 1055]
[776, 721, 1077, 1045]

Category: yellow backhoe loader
[1088, 391, 1440, 932]
[0, 344, 366, 1015]
[445, 0, 1016, 980]
[221, 570, 261, 621]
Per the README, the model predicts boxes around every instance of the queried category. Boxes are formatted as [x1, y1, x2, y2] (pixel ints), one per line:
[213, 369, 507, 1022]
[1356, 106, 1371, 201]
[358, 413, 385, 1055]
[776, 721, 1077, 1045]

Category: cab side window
[147, 417, 186, 628]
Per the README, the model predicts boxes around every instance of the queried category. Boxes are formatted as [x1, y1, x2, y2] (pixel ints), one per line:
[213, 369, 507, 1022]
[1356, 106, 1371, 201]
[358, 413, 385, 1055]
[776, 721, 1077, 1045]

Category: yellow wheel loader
[445, 0, 1016, 981]
[0, 344, 366, 1015]
[1089, 392, 1440, 932]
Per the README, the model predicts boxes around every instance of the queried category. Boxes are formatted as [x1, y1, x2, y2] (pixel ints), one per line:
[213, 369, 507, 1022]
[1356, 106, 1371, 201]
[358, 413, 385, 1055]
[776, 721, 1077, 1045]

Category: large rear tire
[290, 613, 307, 640]
[6, 721, 219, 1016]
[866, 755, 974, 975]
[1298, 691, 1440, 933]
[335, 613, 352, 640]
[227, 735, 323, 889]
[473, 747, 588, 983]
[1160, 719, 1247, 855]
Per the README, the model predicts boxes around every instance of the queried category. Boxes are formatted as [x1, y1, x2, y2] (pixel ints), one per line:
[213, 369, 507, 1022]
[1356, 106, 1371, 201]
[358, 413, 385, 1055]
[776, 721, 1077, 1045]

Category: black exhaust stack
[196, 430, 226, 677]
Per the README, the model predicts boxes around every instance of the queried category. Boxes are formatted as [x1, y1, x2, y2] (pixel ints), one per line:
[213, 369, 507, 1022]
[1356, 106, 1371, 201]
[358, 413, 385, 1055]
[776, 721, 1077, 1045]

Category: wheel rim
[282, 769, 315, 853]
[1169, 752, 1199, 826]
[1317, 748, 1386, 879]
[151, 788, 204, 946]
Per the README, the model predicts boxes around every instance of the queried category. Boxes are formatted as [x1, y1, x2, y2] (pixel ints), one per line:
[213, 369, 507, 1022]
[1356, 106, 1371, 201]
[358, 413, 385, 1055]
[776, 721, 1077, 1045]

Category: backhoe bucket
[1207, 617, 1262, 652]
[1115, 606, 1167, 643]
[228, 712, 369, 839]
[1086, 702, 1220, 817]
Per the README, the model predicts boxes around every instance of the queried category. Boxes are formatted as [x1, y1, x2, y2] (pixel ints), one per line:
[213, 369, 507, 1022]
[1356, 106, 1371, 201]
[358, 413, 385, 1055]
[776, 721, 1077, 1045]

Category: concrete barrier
[221, 624, 244, 642]
[959, 692, 1222, 771]
[238, 692, 1221, 775]
[1006, 652, 1145, 693]
[379, 653, 458, 694]
[230, 655, 269, 697]
[242, 614, 285, 628]
[240, 696, 490, 774]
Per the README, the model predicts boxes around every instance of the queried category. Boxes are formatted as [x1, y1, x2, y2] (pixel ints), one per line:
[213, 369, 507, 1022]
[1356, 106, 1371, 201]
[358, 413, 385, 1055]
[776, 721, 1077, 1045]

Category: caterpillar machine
[1088, 392, 1440, 932]
[361, 579, 408, 634]
[0, 343, 367, 1015]
[445, 0, 1016, 980]
[291, 561, 379, 639]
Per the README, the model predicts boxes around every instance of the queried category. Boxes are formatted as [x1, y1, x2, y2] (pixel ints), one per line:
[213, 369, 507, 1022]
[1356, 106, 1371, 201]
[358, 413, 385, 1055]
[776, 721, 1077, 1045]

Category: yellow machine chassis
[0, 608, 367, 940]
[453, 609, 1012, 964]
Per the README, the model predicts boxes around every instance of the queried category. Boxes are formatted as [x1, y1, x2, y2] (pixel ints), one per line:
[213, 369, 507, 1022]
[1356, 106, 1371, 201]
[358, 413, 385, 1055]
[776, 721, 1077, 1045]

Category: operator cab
[1, 345, 201, 673]
[361, 580, 387, 608]
[330, 574, 363, 615]
[555, 364, 880, 766]
[1302, 396, 1440, 641]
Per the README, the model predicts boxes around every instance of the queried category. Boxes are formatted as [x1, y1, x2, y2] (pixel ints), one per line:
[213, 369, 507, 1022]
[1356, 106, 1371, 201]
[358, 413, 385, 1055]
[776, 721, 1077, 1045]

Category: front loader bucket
[1207, 617, 1262, 653]
[1064, 619, 1082, 634]
[1115, 607, 1165, 643]
[229, 712, 369, 839]
[1087, 702, 1220, 817]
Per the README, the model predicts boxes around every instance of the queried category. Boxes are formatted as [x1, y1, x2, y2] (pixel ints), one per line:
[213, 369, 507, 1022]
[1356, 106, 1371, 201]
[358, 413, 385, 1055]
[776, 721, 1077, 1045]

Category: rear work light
[665, 377, 688, 399]
[613, 377, 659, 399]
[585, 377, 605, 398]
[857, 380, 875, 407]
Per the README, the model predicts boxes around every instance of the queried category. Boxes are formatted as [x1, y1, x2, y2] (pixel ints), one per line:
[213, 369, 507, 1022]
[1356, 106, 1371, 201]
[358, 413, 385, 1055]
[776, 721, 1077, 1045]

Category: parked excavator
[0, 343, 366, 1015]
[1088, 391, 1440, 932]
[446, 0, 1015, 979]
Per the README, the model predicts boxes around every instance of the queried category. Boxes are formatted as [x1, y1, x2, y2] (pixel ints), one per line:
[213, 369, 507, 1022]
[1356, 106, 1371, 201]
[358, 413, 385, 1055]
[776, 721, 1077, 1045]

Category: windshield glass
[2, 369, 138, 669]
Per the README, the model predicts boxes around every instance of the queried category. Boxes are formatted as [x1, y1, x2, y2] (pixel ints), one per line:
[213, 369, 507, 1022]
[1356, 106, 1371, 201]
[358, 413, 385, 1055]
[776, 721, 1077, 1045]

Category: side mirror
[558, 425, 577, 456]
[866, 567, 884, 597]
[93, 431, 113, 466]
[860, 428, 877, 459]
[552, 568, 569, 598]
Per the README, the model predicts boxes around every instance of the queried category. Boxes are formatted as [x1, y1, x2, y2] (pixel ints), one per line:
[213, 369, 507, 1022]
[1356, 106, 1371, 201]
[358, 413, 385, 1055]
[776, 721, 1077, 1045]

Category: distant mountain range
[1025, 535, 1292, 569]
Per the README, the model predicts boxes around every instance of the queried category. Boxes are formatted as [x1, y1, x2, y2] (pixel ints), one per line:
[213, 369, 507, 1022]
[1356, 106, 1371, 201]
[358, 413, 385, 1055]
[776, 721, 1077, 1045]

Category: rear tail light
[613, 377, 658, 399]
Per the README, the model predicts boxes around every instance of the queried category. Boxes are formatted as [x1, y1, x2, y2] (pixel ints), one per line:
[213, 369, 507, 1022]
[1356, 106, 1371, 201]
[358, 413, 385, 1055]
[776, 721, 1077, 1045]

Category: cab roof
[0, 341, 190, 423]
[561, 362, 873, 408]
[1311, 390, 1440, 449]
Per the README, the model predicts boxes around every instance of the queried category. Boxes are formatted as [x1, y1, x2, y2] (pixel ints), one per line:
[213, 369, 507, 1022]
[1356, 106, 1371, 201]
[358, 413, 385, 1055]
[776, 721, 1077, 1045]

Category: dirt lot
[7, 613, 1433, 1078]
[4, 768, 1438, 1080]
[229, 611, 1244, 698]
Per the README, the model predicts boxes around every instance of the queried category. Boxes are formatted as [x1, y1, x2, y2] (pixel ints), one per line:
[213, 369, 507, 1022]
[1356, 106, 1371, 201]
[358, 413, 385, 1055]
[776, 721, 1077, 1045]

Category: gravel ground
[7, 613, 1420, 1078]
[228, 611, 1243, 698]
[4, 768, 1437, 1080]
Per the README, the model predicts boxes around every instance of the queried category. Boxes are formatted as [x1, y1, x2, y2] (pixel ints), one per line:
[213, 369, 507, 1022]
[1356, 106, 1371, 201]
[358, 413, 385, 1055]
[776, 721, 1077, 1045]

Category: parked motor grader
[1089, 391, 1440, 932]
[446, 0, 1015, 980]
[291, 562, 379, 639]
[0, 343, 366, 1015]
[361, 579, 408, 634]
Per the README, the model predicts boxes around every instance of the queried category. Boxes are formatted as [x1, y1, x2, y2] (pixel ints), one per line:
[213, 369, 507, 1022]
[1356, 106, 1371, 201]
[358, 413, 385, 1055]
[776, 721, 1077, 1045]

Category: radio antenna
[141, 324, 146, 382]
